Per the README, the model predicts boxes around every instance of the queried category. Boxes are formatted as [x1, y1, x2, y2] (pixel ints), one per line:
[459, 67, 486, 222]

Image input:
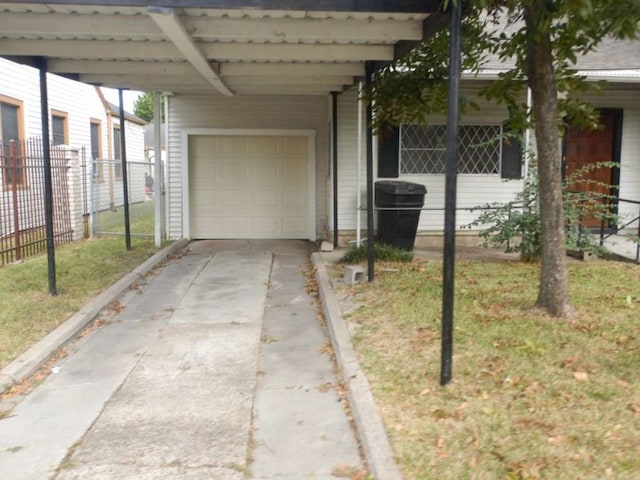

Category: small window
[113, 127, 122, 178]
[51, 110, 68, 146]
[1, 97, 26, 188]
[400, 124, 503, 175]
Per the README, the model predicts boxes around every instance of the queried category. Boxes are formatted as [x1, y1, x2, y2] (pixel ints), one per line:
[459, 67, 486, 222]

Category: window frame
[51, 109, 69, 146]
[0, 95, 26, 189]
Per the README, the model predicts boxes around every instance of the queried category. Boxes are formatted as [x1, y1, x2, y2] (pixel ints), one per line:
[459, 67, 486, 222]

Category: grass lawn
[337, 258, 640, 479]
[0, 235, 161, 370]
[95, 199, 155, 235]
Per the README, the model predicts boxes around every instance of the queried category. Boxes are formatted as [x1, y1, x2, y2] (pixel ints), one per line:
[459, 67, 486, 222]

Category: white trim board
[181, 128, 317, 241]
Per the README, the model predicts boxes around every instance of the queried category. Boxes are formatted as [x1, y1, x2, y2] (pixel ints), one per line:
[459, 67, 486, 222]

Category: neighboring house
[0, 3, 637, 246]
[97, 96, 148, 210]
[0, 56, 146, 207]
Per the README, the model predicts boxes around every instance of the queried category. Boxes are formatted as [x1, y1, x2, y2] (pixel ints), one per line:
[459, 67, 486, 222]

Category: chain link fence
[88, 159, 155, 237]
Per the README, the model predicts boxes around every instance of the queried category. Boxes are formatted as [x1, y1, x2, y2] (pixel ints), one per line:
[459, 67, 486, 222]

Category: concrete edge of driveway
[0, 239, 190, 393]
[311, 252, 403, 480]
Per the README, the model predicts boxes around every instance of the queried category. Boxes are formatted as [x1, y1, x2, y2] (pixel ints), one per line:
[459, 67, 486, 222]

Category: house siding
[335, 84, 527, 240]
[334, 83, 640, 242]
[166, 94, 329, 240]
[335, 86, 366, 237]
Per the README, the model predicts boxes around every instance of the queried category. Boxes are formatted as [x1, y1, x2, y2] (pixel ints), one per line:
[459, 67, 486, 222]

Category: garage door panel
[252, 163, 279, 186]
[282, 217, 307, 234]
[190, 134, 309, 239]
[253, 190, 279, 207]
[249, 136, 279, 154]
[283, 136, 308, 154]
[222, 136, 247, 153]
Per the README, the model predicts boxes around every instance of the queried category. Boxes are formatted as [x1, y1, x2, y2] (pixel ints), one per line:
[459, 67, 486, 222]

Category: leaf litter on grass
[337, 259, 640, 479]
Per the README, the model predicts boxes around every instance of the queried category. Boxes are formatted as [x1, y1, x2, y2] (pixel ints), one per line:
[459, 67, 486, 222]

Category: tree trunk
[525, 7, 574, 318]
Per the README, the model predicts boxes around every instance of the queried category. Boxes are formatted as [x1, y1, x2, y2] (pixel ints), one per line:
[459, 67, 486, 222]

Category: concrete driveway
[0, 240, 363, 480]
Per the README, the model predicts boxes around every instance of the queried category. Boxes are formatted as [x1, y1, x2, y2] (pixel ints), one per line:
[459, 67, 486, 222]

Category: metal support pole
[153, 91, 163, 248]
[365, 62, 375, 282]
[118, 89, 132, 251]
[356, 81, 363, 247]
[332, 91, 339, 248]
[441, 1, 462, 386]
[38, 57, 57, 296]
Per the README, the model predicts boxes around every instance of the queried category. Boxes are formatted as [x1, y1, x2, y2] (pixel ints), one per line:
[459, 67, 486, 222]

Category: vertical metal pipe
[332, 92, 339, 248]
[365, 62, 375, 282]
[38, 57, 57, 296]
[441, 2, 462, 386]
[356, 81, 363, 247]
[153, 92, 163, 248]
[118, 89, 132, 251]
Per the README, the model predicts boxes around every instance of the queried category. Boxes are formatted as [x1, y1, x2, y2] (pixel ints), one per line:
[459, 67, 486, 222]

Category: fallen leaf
[331, 464, 357, 478]
[419, 387, 431, 396]
[573, 371, 589, 381]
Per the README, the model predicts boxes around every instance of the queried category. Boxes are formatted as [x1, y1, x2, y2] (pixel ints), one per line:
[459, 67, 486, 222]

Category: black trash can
[375, 181, 426, 251]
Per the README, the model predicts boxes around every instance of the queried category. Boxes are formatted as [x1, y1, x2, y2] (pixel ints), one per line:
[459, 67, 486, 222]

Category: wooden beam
[203, 43, 394, 62]
[226, 76, 354, 87]
[2, 0, 442, 14]
[49, 59, 198, 76]
[148, 6, 233, 96]
[0, 12, 161, 37]
[220, 62, 365, 77]
[1, 39, 394, 62]
[79, 73, 210, 86]
[49, 59, 365, 78]
[0, 38, 183, 59]
[185, 16, 423, 43]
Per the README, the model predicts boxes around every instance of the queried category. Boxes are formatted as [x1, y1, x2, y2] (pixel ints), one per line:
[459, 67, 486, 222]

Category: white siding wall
[335, 86, 366, 235]
[335, 84, 526, 234]
[166, 94, 329, 240]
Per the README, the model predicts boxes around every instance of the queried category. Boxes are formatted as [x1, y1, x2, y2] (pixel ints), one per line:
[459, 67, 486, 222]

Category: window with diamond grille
[400, 124, 503, 174]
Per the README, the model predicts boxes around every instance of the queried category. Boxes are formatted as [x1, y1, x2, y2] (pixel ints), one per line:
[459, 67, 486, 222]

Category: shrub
[465, 161, 618, 262]
[340, 243, 414, 263]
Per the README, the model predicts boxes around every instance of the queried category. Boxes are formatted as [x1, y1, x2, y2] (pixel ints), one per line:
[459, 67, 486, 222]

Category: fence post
[10, 140, 22, 261]
[65, 147, 84, 241]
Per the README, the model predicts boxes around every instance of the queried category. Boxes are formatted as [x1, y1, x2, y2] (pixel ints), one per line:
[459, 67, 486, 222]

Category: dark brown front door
[564, 110, 620, 228]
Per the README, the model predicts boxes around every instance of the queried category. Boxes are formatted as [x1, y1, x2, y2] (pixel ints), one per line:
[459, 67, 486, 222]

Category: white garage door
[189, 135, 310, 239]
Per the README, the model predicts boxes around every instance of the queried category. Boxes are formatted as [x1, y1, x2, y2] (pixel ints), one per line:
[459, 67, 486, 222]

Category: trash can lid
[375, 180, 427, 195]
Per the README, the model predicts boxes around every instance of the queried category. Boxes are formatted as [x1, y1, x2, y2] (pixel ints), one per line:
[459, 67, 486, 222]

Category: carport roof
[0, 0, 445, 96]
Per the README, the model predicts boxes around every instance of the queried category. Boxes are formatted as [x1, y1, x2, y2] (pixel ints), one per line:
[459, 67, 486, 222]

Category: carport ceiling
[0, 1, 445, 96]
